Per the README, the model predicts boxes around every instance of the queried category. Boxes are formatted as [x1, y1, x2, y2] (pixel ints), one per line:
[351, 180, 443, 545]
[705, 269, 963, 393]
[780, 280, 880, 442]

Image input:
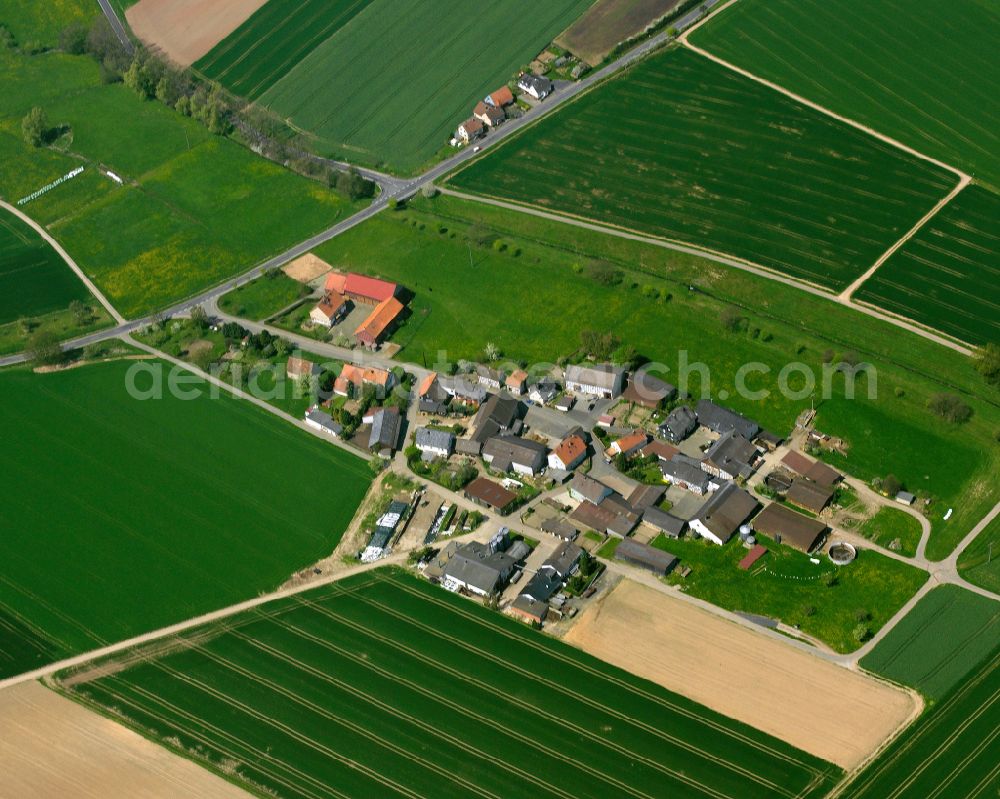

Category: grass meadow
[859, 585, 1000, 700]
[252, 0, 594, 173]
[448, 47, 955, 290]
[0, 206, 90, 324]
[60, 568, 842, 799]
[690, 0, 1000, 189]
[957, 515, 1000, 595]
[839, 643, 1000, 799]
[0, 0, 97, 48]
[313, 194, 1000, 562]
[855, 184, 1000, 346]
[218, 272, 311, 320]
[0, 359, 371, 679]
[854, 507, 923, 558]
[0, 48, 358, 318]
[639, 533, 927, 653]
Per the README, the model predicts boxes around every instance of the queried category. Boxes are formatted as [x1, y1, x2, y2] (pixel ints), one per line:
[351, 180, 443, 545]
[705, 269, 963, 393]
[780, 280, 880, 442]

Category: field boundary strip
[370, 572, 831, 781]
[287, 594, 787, 798]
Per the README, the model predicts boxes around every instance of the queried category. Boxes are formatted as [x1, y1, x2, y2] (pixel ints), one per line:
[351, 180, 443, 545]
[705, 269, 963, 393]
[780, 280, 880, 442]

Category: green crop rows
[859, 585, 1000, 700]
[0, 360, 370, 679]
[856, 184, 1000, 346]
[839, 643, 1000, 798]
[250, 0, 594, 173]
[689, 0, 1000, 189]
[62, 568, 842, 799]
[448, 47, 954, 290]
[194, 0, 375, 100]
[0, 206, 89, 324]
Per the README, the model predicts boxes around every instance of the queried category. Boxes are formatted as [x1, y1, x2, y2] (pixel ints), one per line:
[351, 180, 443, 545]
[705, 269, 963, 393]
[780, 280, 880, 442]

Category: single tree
[68, 299, 90, 325]
[720, 306, 742, 333]
[21, 107, 48, 147]
[882, 474, 903, 498]
[973, 343, 1000, 385]
[927, 392, 972, 423]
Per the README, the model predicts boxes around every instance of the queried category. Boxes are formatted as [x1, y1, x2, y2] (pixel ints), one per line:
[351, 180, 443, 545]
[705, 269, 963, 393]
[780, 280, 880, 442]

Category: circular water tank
[739, 523, 753, 537]
[828, 542, 857, 566]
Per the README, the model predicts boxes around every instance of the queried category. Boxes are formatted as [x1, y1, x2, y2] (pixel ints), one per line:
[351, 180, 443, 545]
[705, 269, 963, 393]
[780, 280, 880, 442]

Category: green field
[0, 47, 357, 317]
[217, 0, 595, 173]
[958, 514, 1000, 594]
[448, 46, 955, 290]
[0, 206, 90, 324]
[690, 0, 1000, 189]
[218, 272, 311, 320]
[60, 568, 841, 798]
[0, 359, 371, 679]
[0, 0, 97, 48]
[620, 532, 928, 653]
[838, 644, 1000, 799]
[859, 585, 999, 700]
[194, 0, 376, 100]
[854, 507, 923, 558]
[855, 184, 1000, 346]
[313, 193, 1000, 560]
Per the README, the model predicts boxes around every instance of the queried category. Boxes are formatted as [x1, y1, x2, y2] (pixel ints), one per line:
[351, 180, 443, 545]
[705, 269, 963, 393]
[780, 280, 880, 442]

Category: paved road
[96, 0, 133, 53]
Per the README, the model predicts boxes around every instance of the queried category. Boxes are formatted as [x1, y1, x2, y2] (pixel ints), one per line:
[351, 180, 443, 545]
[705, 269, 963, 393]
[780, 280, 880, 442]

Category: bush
[927, 392, 972, 423]
[972, 343, 1000, 385]
[720, 306, 742, 332]
[59, 23, 88, 54]
[21, 107, 49, 147]
[853, 623, 871, 642]
[882, 474, 903, 497]
[333, 167, 376, 201]
[586, 259, 622, 286]
[26, 330, 64, 366]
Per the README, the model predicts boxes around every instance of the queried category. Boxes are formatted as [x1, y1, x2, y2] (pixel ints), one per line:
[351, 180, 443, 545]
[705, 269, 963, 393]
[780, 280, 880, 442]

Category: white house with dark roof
[415, 427, 455, 460]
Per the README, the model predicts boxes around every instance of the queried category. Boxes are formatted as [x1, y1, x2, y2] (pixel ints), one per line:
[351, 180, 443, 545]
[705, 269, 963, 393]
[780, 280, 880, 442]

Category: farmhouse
[660, 457, 711, 495]
[781, 451, 814, 475]
[570, 499, 636, 537]
[456, 437, 483, 457]
[642, 507, 686, 539]
[442, 375, 488, 406]
[529, 378, 560, 405]
[471, 393, 523, 443]
[286, 356, 320, 381]
[548, 433, 588, 471]
[752, 503, 828, 553]
[569, 473, 613, 505]
[485, 86, 515, 108]
[354, 296, 405, 349]
[327, 273, 400, 306]
[701, 431, 761, 481]
[334, 363, 394, 397]
[622, 371, 677, 409]
[642, 440, 679, 462]
[518, 74, 554, 100]
[417, 372, 450, 415]
[310, 292, 348, 328]
[614, 537, 678, 576]
[626, 483, 665, 511]
[505, 369, 529, 395]
[415, 427, 455, 460]
[696, 399, 761, 440]
[476, 365, 506, 389]
[465, 477, 518, 514]
[510, 569, 563, 623]
[564, 363, 626, 398]
[541, 517, 579, 541]
[443, 541, 517, 596]
[689, 482, 758, 545]
[304, 408, 342, 439]
[483, 436, 547, 477]
[607, 430, 648, 459]
[786, 477, 835, 514]
[658, 405, 697, 443]
[368, 407, 401, 453]
[457, 118, 485, 143]
[781, 450, 841, 487]
[473, 101, 505, 127]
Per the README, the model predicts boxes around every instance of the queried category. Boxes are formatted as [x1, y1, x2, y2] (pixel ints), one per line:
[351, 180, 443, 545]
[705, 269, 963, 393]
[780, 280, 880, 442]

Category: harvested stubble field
[201, 0, 594, 172]
[127, 0, 270, 67]
[555, 0, 682, 65]
[448, 47, 955, 290]
[564, 579, 916, 769]
[60, 568, 843, 799]
[0, 48, 356, 317]
[689, 0, 1000, 189]
[860, 584, 1000, 700]
[855, 184, 1000, 346]
[0, 206, 90, 324]
[0, 360, 370, 679]
[0, 681, 252, 799]
[836, 644, 1000, 799]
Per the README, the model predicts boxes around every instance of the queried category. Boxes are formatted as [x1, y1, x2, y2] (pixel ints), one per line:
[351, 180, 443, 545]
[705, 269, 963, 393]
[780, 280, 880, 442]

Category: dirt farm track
[0, 682, 253, 799]
[564, 579, 919, 770]
[127, 0, 269, 66]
